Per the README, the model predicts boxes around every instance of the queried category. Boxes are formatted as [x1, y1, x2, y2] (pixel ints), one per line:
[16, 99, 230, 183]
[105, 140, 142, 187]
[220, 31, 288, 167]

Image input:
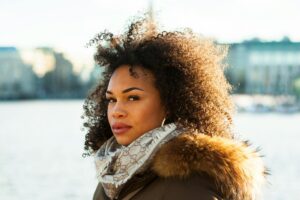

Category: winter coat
[93, 131, 267, 200]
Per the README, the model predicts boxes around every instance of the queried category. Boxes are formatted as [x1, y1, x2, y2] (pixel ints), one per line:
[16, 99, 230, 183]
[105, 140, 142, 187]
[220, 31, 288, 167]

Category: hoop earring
[161, 117, 166, 127]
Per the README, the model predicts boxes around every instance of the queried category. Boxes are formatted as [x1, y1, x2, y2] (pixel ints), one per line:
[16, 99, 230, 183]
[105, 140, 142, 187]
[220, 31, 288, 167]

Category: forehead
[107, 65, 155, 91]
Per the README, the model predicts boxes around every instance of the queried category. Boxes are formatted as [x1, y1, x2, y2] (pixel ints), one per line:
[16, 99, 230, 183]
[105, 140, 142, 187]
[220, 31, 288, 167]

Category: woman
[83, 15, 268, 200]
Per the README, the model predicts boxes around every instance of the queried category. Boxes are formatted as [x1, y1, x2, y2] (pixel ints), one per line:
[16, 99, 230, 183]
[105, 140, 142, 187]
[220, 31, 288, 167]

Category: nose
[111, 102, 127, 119]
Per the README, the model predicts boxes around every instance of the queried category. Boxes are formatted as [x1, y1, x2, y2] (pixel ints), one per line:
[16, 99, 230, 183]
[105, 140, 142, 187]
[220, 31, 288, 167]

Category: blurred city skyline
[1, 0, 300, 72]
[1, 0, 300, 111]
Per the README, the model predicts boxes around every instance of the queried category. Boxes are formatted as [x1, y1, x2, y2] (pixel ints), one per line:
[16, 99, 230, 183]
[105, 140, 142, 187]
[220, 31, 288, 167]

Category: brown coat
[93, 132, 268, 200]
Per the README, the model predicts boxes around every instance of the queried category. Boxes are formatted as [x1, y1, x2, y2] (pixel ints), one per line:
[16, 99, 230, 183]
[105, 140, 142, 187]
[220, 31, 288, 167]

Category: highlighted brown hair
[83, 15, 234, 155]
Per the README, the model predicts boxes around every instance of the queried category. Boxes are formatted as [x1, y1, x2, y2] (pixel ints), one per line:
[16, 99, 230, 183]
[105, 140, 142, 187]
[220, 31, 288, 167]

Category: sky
[1, 0, 299, 71]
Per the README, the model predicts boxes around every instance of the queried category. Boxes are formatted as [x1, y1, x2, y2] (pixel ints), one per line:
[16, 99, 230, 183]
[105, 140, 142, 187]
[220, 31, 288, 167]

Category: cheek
[107, 105, 113, 123]
[133, 99, 165, 126]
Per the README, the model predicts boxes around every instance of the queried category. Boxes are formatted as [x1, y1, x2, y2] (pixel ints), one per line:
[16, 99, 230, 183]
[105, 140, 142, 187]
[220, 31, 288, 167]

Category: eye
[105, 97, 116, 103]
[128, 95, 140, 101]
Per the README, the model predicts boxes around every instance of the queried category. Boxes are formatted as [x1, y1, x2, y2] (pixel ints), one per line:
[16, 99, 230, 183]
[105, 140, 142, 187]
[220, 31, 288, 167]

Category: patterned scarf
[94, 123, 183, 199]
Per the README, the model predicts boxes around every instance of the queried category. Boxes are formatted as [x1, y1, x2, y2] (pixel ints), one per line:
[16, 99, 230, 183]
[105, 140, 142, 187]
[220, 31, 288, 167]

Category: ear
[164, 110, 173, 124]
[163, 108, 169, 118]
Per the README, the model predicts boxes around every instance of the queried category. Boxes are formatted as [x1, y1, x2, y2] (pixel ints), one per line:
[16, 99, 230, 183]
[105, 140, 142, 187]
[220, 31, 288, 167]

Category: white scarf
[94, 123, 183, 199]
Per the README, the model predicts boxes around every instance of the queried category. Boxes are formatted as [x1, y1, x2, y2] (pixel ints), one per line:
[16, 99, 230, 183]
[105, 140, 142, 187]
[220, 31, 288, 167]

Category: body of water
[0, 100, 299, 199]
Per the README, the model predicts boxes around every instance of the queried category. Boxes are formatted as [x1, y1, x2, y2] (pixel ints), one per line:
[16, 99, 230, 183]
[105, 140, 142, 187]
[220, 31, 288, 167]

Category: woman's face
[106, 65, 166, 146]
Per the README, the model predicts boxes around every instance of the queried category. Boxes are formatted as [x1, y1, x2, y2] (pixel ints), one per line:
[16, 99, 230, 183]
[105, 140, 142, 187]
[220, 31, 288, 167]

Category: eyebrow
[106, 87, 144, 94]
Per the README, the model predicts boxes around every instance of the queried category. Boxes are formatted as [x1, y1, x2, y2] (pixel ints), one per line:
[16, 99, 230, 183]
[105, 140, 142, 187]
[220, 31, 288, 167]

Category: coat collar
[151, 131, 268, 200]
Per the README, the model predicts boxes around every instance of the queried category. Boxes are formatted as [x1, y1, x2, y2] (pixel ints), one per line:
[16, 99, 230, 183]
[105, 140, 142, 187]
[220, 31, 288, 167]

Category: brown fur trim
[151, 132, 268, 200]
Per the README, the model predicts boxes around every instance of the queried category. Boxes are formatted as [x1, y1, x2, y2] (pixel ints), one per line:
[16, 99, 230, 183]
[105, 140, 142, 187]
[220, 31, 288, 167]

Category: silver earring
[161, 117, 166, 127]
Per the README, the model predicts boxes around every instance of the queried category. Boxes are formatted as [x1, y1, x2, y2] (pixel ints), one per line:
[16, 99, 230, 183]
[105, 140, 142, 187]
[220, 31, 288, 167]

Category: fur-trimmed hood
[151, 131, 268, 200]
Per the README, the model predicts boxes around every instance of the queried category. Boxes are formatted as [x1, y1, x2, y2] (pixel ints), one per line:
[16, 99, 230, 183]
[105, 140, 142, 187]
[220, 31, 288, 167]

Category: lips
[111, 122, 132, 135]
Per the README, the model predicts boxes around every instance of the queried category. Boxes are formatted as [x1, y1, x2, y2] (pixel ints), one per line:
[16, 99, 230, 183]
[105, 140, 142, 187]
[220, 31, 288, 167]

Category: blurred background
[1, 0, 299, 199]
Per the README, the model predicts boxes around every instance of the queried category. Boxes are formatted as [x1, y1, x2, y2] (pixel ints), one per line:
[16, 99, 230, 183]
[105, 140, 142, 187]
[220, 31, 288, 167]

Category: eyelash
[106, 95, 140, 103]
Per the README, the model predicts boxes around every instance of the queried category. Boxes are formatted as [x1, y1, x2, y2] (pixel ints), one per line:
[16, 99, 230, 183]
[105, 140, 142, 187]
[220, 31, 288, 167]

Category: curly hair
[82, 15, 234, 156]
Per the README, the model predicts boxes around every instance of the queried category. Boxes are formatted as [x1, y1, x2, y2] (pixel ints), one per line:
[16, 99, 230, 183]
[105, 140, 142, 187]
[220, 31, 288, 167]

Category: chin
[115, 137, 132, 146]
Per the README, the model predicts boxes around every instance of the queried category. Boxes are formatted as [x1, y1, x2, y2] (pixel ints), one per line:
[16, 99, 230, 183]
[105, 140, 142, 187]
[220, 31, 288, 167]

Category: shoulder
[151, 131, 268, 200]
